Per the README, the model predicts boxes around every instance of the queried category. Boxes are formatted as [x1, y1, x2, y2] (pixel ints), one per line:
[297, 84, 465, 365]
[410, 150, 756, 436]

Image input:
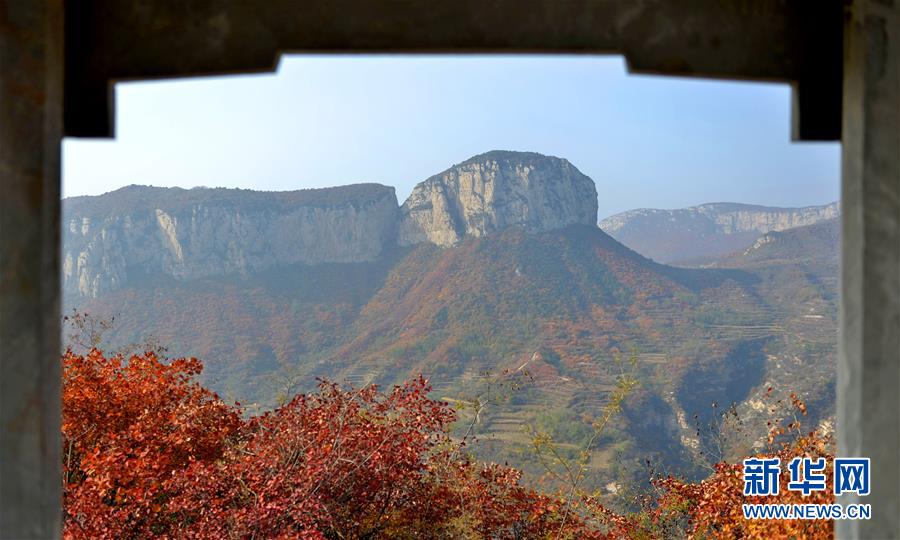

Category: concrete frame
[1, 1, 896, 537]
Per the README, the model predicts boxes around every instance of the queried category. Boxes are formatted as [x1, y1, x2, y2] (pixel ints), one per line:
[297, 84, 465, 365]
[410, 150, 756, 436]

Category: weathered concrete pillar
[838, 0, 900, 538]
[0, 1, 63, 538]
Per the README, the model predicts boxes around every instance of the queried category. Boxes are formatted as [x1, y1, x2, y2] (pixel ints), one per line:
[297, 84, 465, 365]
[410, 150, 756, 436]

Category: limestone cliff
[599, 202, 839, 264]
[398, 151, 598, 246]
[63, 184, 399, 298]
[62, 152, 601, 298]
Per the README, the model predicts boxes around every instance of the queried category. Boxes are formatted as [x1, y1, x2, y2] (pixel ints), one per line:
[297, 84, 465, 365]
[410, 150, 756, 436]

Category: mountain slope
[72, 223, 778, 484]
[599, 202, 839, 265]
[62, 152, 838, 487]
[716, 217, 839, 271]
[702, 217, 840, 445]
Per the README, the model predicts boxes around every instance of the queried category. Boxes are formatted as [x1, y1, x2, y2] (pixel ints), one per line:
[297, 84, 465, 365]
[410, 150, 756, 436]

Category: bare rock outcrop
[399, 151, 598, 246]
[63, 184, 399, 298]
[62, 151, 602, 299]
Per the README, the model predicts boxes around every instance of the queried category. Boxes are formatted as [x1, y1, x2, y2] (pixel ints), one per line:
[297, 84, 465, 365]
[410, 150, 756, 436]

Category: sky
[63, 55, 840, 220]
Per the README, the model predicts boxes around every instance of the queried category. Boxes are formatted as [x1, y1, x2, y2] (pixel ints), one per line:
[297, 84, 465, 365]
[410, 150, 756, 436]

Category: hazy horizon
[63, 55, 840, 219]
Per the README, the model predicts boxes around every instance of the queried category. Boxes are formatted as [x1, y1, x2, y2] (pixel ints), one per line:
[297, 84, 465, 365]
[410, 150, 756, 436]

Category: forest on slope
[64, 152, 838, 491]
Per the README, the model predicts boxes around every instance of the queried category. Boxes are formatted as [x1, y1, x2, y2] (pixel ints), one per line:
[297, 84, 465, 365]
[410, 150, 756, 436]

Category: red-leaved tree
[62, 349, 606, 539]
[63, 349, 834, 539]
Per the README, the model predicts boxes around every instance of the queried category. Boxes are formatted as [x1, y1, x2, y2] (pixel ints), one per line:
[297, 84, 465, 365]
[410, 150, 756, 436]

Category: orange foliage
[63, 350, 242, 537]
[658, 434, 833, 539]
[62, 349, 604, 539]
[598, 394, 835, 540]
[62, 349, 835, 539]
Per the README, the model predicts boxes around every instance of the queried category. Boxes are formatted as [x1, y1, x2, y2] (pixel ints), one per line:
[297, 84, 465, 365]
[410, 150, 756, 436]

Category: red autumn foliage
[650, 418, 834, 538]
[63, 350, 242, 537]
[62, 349, 604, 539]
[594, 394, 834, 540]
[62, 349, 833, 539]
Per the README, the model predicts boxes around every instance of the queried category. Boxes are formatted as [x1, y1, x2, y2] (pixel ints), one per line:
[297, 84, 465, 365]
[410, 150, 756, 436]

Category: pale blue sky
[63, 56, 840, 220]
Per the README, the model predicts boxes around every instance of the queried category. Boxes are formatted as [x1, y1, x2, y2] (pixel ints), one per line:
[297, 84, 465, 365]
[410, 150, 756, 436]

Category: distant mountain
[64, 151, 597, 299]
[715, 217, 839, 271]
[599, 202, 839, 265]
[399, 150, 597, 246]
[63, 184, 401, 298]
[62, 152, 837, 487]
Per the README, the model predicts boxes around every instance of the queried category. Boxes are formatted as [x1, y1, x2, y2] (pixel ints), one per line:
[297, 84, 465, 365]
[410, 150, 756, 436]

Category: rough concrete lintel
[64, 0, 842, 141]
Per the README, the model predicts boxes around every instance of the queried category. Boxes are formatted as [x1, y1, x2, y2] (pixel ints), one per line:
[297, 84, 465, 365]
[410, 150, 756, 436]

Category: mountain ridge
[599, 201, 839, 264]
[62, 152, 838, 486]
[63, 151, 600, 298]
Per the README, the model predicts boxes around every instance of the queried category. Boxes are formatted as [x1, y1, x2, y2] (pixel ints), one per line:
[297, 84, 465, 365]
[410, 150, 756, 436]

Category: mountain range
[62, 151, 838, 488]
[599, 201, 838, 265]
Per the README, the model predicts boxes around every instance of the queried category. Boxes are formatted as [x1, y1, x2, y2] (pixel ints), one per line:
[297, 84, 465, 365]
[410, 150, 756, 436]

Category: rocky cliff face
[599, 202, 839, 264]
[63, 184, 400, 298]
[399, 151, 598, 246]
[62, 152, 601, 298]
[600, 202, 839, 237]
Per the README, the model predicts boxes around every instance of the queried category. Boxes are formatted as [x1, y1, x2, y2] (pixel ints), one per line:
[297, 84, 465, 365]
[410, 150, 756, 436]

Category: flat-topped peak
[455, 150, 567, 167]
[64, 183, 397, 219]
[399, 151, 598, 246]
